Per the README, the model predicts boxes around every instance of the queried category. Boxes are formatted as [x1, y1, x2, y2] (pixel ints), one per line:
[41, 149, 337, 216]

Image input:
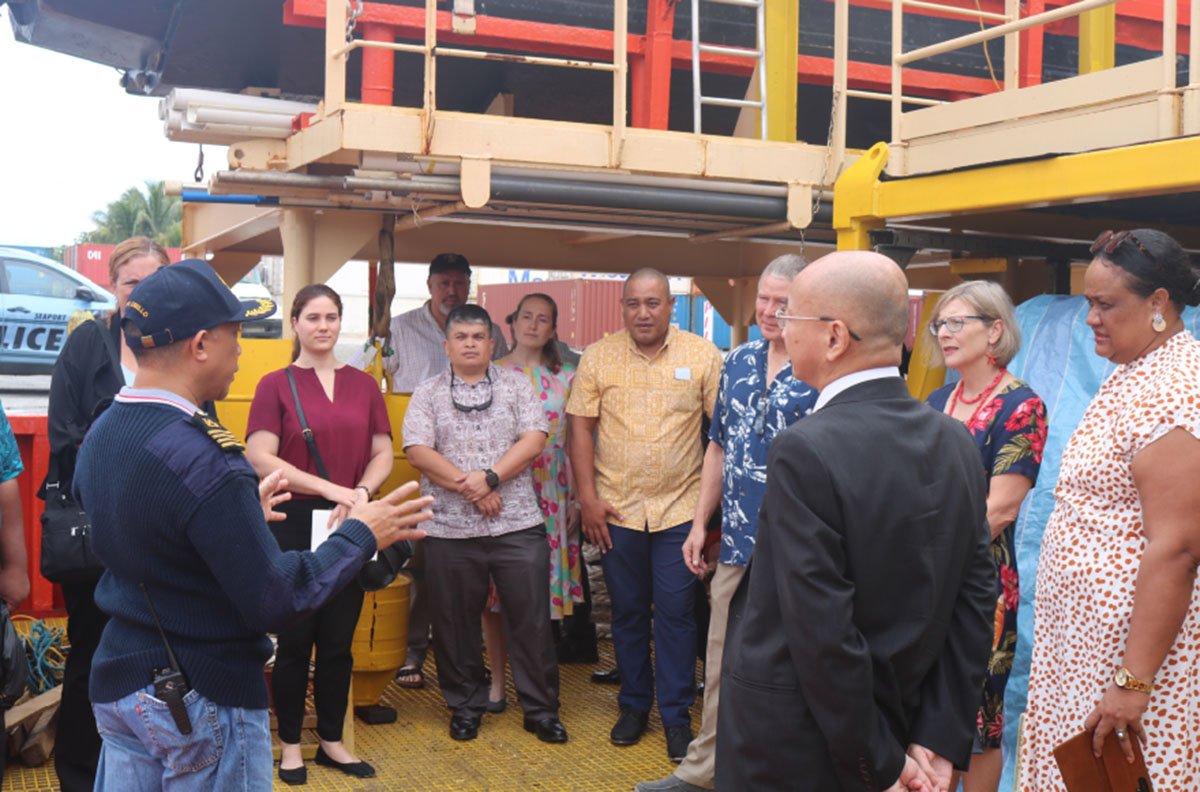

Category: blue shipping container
[671, 295, 761, 351]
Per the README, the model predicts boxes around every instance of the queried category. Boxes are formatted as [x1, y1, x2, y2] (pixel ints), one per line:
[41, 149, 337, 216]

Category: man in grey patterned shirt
[402, 304, 567, 745]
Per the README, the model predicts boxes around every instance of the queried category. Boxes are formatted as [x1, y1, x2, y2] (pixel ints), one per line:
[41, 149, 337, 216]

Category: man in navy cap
[73, 260, 434, 791]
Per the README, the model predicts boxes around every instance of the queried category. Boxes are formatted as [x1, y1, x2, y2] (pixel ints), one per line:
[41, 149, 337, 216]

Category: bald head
[624, 268, 671, 298]
[795, 251, 909, 347]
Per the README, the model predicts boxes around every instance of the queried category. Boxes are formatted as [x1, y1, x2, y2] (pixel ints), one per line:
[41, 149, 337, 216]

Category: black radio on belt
[141, 584, 193, 735]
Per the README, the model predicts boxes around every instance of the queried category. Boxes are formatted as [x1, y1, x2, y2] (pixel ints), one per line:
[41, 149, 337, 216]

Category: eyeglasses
[774, 309, 863, 342]
[450, 371, 493, 413]
[1090, 229, 1154, 263]
[928, 315, 994, 336]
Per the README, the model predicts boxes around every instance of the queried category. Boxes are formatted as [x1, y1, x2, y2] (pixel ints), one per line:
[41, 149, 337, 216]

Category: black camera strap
[140, 583, 193, 734]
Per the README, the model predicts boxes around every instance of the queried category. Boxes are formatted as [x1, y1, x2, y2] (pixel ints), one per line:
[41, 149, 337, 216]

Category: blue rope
[22, 620, 66, 694]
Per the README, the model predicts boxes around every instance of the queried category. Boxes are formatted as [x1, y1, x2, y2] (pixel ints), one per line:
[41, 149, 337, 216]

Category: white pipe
[896, 0, 1117, 66]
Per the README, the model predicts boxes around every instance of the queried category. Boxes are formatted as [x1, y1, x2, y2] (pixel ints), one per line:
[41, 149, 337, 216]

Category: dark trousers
[55, 577, 109, 792]
[270, 500, 364, 744]
[425, 526, 559, 721]
[404, 540, 430, 669]
[602, 521, 697, 727]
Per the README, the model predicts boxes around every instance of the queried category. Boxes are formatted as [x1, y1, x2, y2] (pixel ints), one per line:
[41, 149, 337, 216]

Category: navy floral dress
[927, 379, 1047, 749]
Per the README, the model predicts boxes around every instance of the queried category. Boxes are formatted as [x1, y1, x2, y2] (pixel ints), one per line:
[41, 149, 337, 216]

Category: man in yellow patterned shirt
[566, 269, 722, 762]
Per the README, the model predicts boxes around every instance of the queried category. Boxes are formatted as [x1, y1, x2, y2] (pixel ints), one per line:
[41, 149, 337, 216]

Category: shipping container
[672, 294, 761, 351]
[478, 279, 625, 351]
[64, 243, 182, 287]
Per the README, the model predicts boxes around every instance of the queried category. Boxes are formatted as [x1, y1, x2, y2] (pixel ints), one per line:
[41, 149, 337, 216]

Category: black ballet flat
[314, 746, 376, 779]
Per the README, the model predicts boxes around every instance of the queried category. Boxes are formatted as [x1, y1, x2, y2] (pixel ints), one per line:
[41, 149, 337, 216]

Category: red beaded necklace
[949, 368, 1006, 418]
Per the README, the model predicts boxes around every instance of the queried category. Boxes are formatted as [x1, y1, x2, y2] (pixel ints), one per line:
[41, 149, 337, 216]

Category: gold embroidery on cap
[244, 298, 275, 318]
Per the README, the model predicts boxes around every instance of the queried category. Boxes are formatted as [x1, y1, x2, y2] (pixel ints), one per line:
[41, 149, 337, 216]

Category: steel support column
[632, 0, 676, 129]
[765, 0, 800, 142]
[833, 142, 888, 249]
[1078, 4, 1116, 74]
[361, 22, 396, 104]
[1019, 0, 1045, 86]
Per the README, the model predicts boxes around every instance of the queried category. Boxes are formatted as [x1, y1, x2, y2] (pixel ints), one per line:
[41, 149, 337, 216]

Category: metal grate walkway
[8, 640, 700, 791]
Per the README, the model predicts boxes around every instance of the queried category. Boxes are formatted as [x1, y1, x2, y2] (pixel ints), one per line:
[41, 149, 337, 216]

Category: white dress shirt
[812, 366, 902, 412]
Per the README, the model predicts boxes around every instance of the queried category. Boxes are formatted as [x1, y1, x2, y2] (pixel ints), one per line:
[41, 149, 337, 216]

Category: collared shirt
[812, 366, 902, 411]
[402, 364, 549, 539]
[381, 301, 509, 392]
[566, 327, 722, 532]
[709, 338, 817, 567]
[0, 403, 23, 484]
[114, 386, 200, 415]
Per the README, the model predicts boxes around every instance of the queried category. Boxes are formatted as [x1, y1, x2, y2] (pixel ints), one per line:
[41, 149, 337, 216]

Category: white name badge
[675, 367, 691, 381]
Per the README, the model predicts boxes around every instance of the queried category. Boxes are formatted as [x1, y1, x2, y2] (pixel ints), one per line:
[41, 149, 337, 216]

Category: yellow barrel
[351, 574, 411, 706]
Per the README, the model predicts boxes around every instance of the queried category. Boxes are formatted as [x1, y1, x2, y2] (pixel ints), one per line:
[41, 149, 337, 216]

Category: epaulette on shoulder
[190, 411, 246, 453]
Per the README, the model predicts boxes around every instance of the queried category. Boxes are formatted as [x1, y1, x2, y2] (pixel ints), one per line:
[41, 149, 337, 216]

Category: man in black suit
[716, 251, 995, 792]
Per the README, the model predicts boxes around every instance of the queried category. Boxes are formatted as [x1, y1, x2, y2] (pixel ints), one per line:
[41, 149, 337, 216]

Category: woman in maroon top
[246, 284, 392, 785]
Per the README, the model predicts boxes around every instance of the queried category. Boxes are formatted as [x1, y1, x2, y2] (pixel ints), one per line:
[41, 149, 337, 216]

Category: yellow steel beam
[871, 136, 1200, 221]
[765, 0, 800, 142]
[1078, 6, 1116, 75]
[833, 141, 889, 249]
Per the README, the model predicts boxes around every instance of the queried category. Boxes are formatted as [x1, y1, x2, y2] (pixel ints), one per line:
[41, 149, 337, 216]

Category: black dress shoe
[665, 724, 694, 762]
[278, 764, 307, 785]
[449, 714, 481, 741]
[610, 707, 650, 746]
[591, 667, 621, 685]
[314, 746, 375, 779]
[523, 716, 569, 743]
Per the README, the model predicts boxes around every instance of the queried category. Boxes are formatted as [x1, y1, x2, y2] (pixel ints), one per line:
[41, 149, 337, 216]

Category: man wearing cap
[376, 252, 508, 691]
[73, 260, 434, 791]
[380, 252, 508, 393]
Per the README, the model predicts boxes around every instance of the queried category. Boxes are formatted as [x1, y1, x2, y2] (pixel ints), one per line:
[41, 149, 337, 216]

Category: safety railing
[890, 0, 1200, 143]
[321, 0, 628, 164]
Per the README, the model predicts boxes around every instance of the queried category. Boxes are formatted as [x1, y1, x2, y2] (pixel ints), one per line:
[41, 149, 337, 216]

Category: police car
[0, 247, 115, 374]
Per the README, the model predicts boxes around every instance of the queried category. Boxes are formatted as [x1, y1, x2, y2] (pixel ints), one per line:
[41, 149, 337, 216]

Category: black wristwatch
[484, 468, 500, 490]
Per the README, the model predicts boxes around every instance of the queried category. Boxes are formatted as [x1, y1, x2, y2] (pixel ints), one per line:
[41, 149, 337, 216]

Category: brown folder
[1053, 729, 1153, 792]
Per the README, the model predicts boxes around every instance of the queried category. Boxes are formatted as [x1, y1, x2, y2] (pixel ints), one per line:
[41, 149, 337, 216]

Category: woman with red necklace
[925, 280, 1048, 792]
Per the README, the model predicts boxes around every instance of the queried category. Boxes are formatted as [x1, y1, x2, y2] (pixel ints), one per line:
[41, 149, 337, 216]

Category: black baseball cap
[122, 259, 277, 349]
[429, 252, 471, 276]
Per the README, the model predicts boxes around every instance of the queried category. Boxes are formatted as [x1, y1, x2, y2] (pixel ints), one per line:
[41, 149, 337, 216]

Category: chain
[798, 86, 839, 256]
[193, 144, 205, 183]
[346, 0, 364, 43]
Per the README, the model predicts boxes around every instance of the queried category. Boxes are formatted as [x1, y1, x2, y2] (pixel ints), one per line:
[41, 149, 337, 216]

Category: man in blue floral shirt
[637, 254, 816, 792]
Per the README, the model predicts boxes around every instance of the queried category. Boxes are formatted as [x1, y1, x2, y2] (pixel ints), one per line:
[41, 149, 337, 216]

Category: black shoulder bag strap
[285, 368, 331, 481]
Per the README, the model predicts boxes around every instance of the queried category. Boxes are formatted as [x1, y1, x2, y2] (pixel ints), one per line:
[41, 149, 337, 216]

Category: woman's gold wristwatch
[1114, 666, 1154, 694]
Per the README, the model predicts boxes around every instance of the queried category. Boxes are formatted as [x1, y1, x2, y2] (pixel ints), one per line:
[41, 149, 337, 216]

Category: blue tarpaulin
[997, 295, 1200, 788]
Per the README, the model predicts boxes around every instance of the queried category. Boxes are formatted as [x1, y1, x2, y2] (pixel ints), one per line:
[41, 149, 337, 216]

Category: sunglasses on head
[1090, 230, 1154, 263]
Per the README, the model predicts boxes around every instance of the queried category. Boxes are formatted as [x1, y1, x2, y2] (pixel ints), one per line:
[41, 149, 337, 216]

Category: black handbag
[0, 604, 29, 709]
[40, 458, 104, 584]
[284, 369, 410, 592]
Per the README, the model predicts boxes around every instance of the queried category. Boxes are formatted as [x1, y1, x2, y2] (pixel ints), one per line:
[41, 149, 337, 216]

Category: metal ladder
[690, 0, 768, 138]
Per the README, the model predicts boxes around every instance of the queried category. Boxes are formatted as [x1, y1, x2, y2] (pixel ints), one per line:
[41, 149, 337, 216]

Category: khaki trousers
[675, 562, 746, 789]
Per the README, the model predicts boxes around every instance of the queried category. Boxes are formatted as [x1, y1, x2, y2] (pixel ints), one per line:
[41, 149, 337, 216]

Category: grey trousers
[425, 526, 561, 721]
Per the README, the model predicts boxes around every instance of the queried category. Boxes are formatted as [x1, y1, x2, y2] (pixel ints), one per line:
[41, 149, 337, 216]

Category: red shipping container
[478, 279, 625, 351]
[65, 243, 182, 287]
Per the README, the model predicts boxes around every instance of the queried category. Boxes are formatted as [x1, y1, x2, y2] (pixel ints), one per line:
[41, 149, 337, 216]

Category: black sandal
[395, 664, 426, 689]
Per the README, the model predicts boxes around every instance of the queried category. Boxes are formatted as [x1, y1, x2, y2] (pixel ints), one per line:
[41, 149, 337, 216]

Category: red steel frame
[9, 414, 63, 616]
[284, 0, 1192, 126]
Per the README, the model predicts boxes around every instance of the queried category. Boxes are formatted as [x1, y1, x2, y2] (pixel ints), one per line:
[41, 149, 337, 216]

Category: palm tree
[81, 181, 182, 246]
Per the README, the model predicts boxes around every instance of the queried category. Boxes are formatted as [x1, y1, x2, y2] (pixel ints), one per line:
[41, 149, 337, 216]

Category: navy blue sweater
[74, 390, 377, 708]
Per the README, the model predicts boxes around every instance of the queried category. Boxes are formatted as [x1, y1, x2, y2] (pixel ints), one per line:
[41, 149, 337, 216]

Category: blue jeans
[92, 685, 272, 791]
[601, 521, 697, 727]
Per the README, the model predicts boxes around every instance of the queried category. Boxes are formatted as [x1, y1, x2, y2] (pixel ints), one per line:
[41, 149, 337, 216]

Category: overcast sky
[0, 7, 226, 248]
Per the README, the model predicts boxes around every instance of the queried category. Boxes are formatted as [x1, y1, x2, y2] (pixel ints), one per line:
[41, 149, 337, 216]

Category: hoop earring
[1152, 313, 1167, 332]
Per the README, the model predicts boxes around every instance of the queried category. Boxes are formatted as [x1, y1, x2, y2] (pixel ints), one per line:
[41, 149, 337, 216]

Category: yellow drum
[351, 574, 411, 706]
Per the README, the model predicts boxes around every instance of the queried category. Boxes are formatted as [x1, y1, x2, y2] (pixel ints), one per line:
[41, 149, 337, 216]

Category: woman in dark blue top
[926, 281, 1047, 792]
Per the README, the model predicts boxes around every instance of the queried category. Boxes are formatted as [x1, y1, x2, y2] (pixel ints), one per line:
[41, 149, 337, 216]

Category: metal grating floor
[8, 640, 701, 791]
